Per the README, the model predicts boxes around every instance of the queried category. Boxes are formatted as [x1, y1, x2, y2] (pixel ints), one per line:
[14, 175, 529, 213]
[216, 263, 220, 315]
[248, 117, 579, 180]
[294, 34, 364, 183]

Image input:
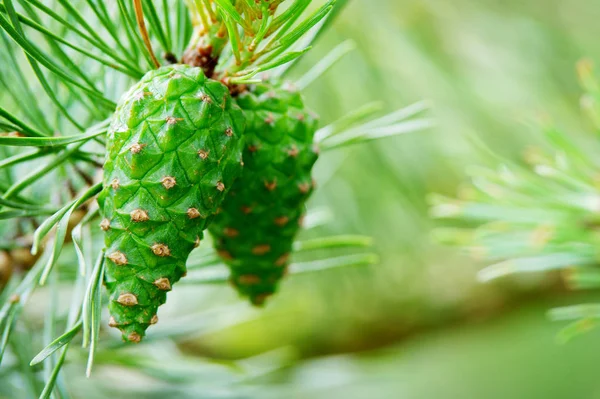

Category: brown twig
[133, 0, 160, 69]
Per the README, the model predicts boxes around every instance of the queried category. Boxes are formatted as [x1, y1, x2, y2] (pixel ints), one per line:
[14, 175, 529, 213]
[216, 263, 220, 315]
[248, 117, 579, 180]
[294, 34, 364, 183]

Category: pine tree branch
[134, 0, 161, 69]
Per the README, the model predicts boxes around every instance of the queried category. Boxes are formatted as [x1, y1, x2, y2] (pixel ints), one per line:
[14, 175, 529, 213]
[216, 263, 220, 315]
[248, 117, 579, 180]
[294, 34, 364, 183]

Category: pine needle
[134, 0, 161, 69]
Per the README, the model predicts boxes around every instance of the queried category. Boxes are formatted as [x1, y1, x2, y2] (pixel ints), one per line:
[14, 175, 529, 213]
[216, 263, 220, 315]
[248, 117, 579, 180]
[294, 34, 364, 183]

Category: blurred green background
[157, 0, 600, 397]
[202, 0, 600, 396]
[7, 0, 600, 397]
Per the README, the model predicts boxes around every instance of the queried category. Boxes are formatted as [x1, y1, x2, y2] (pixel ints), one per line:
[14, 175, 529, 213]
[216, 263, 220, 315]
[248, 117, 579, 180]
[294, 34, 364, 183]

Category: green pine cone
[209, 81, 319, 305]
[97, 64, 245, 342]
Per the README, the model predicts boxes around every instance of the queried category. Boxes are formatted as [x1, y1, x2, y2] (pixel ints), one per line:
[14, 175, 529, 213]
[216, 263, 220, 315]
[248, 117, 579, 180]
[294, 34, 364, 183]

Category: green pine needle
[30, 320, 82, 367]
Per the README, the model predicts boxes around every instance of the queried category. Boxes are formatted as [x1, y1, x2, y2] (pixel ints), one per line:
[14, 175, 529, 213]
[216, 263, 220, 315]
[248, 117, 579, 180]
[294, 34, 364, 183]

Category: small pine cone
[97, 65, 245, 342]
[209, 81, 319, 305]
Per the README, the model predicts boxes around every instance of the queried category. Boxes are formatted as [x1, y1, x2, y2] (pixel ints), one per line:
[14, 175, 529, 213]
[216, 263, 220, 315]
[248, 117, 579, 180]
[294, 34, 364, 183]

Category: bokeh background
[216, 0, 600, 396]
[5, 0, 600, 398]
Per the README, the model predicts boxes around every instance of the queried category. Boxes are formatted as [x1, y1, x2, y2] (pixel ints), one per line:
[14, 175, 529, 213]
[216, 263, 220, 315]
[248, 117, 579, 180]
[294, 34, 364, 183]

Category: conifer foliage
[431, 60, 600, 341]
[0, 0, 430, 393]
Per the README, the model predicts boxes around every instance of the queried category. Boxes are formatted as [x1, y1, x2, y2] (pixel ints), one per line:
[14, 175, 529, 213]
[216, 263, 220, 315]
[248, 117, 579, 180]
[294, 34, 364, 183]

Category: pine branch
[133, 0, 161, 69]
[0, 2, 425, 391]
[430, 59, 600, 338]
